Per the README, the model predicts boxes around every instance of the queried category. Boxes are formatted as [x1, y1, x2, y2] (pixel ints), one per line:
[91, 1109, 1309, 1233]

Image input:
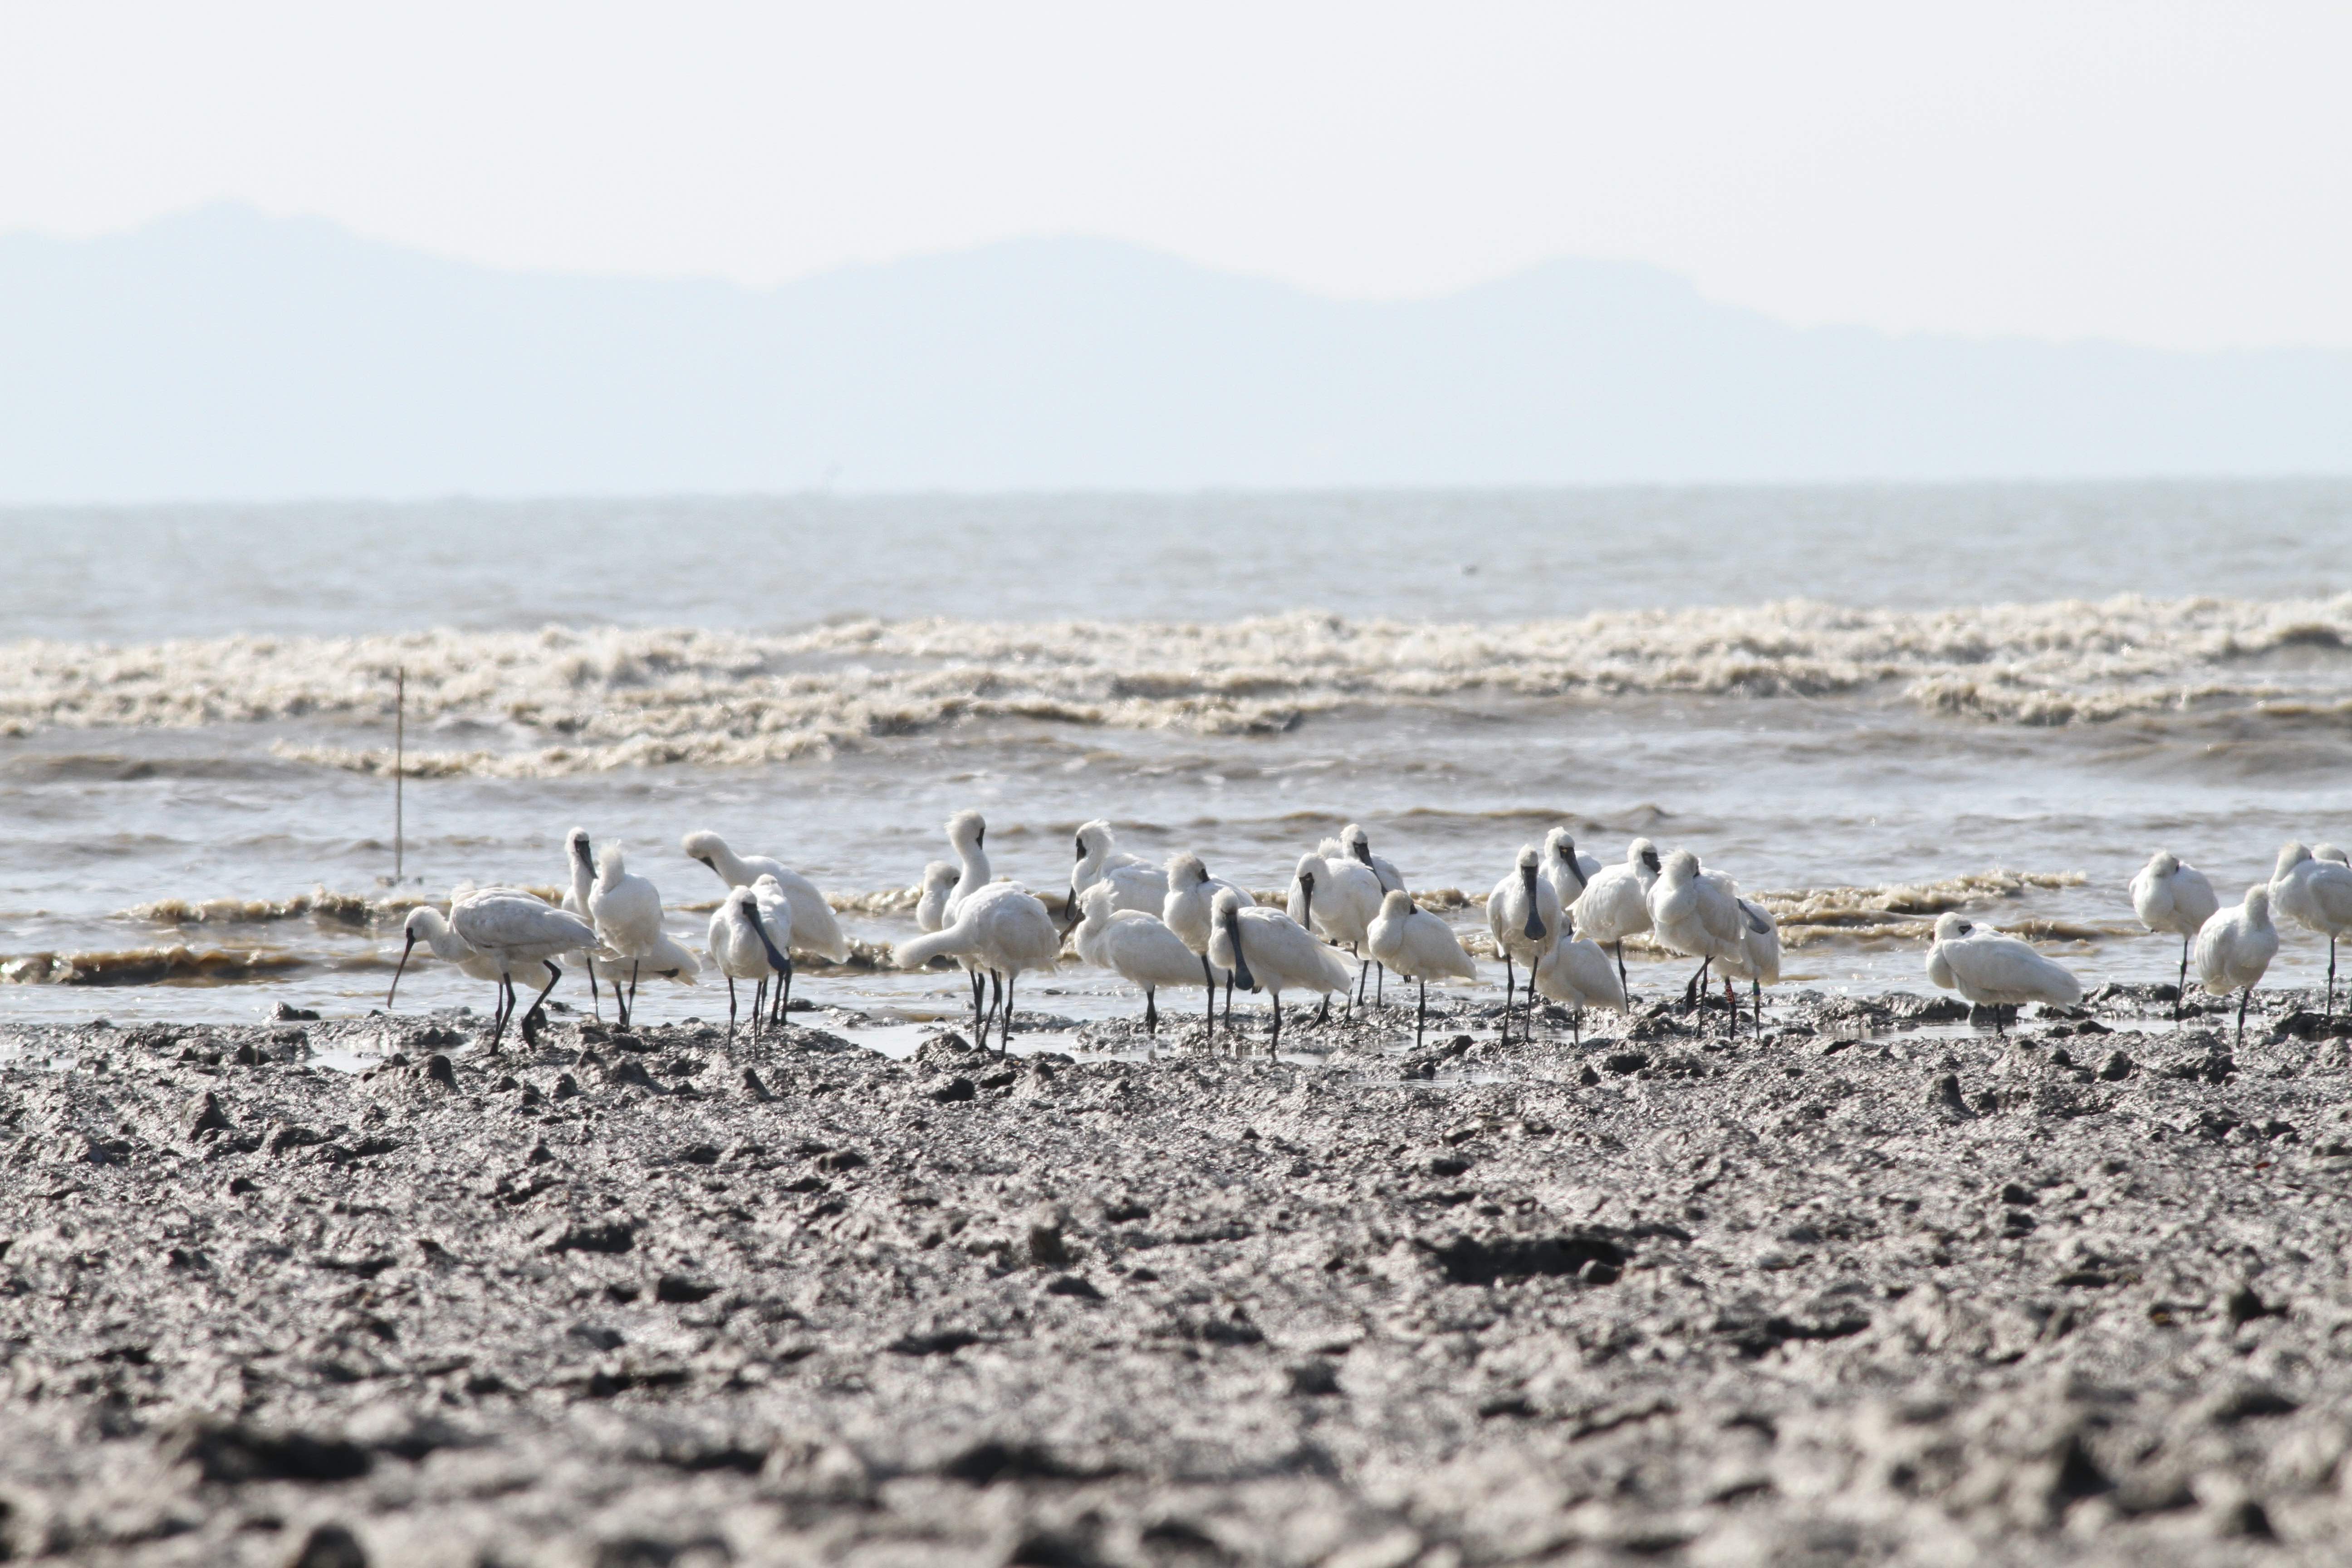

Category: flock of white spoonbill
[383, 818, 2352, 1054]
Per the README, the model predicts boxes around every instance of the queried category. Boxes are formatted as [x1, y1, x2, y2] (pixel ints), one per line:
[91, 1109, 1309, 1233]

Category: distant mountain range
[1, 204, 2347, 500]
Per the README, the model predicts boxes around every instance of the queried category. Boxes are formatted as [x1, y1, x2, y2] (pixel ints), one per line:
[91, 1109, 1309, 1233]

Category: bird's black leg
[1355, 952, 1368, 1009]
[1616, 942, 1629, 1001]
[727, 974, 738, 1039]
[1416, 977, 1427, 1047]
[1202, 955, 1215, 1039]
[1752, 979, 1763, 1037]
[2175, 936, 2189, 1023]
[2237, 988, 2249, 1050]
[1000, 972, 1015, 1055]
[1146, 988, 1158, 1035]
[586, 956, 602, 1022]
[1502, 954, 1515, 1044]
[521, 960, 561, 1045]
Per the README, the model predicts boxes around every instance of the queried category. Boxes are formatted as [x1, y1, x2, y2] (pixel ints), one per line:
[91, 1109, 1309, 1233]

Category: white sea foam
[2, 595, 2347, 776]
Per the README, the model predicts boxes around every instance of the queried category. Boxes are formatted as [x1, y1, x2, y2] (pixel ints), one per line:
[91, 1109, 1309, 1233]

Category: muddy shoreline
[6, 985, 2352, 1565]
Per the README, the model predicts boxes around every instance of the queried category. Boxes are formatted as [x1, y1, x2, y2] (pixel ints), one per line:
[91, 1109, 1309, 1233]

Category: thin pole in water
[393, 666, 405, 884]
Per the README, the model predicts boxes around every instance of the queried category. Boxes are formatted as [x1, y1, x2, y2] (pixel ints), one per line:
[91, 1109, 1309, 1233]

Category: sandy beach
[6, 984, 2352, 1565]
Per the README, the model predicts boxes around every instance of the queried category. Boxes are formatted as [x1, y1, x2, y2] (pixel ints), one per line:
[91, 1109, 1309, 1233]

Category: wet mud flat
[5, 986, 2352, 1567]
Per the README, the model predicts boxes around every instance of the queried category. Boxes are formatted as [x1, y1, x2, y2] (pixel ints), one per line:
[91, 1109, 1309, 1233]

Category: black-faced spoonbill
[2196, 884, 2280, 1049]
[1646, 850, 1745, 1015]
[1207, 888, 1351, 1053]
[1289, 851, 1383, 1013]
[1925, 911, 2083, 1033]
[1534, 913, 1629, 1045]
[1070, 821, 1167, 919]
[1162, 851, 1244, 1034]
[560, 827, 606, 1019]
[1367, 888, 1476, 1045]
[2130, 850, 2218, 1021]
[895, 881, 1062, 1054]
[588, 844, 681, 1030]
[709, 886, 794, 1040]
[681, 830, 850, 966]
[2272, 843, 2352, 1014]
[1073, 882, 1208, 1035]
[1487, 847, 1561, 1043]
[1571, 839, 1663, 1000]
[440, 887, 598, 1047]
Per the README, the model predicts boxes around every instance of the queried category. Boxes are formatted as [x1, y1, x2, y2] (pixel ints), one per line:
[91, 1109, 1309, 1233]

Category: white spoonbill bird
[588, 844, 677, 1029]
[2272, 843, 2352, 1014]
[916, 860, 959, 932]
[1711, 897, 1782, 1038]
[1647, 850, 1746, 1013]
[1289, 851, 1385, 1010]
[939, 808, 1003, 1026]
[2320, 844, 2352, 865]
[1073, 883, 1208, 1035]
[2129, 850, 2218, 1020]
[1070, 820, 1167, 918]
[1207, 888, 1352, 1052]
[1571, 839, 1663, 999]
[2196, 885, 2280, 1049]
[387, 905, 506, 997]
[680, 829, 851, 964]
[1339, 824, 1406, 893]
[895, 882, 1062, 1053]
[1367, 888, 1477, 1045]
[1486, 847, 1562, 1043]
[443, 887, 598, 1046]
[1540, 827, 1602, 912]
[560, 827, 607, 1020]
[1925, 912, 2083, 1032]
[1163, 852, 1245, 1032]
[709, 886, 794, 1039]
[748, 875, 797, 1026]
[1533, 918, 1629, 1045]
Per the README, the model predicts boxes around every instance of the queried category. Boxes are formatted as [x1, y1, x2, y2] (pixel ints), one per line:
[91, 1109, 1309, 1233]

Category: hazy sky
[4, 2, 2347, 350]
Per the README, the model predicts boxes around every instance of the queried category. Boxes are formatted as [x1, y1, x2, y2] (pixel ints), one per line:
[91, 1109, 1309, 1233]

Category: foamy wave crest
[2, 947, 308, 986]
[5, 595, 2347, 774]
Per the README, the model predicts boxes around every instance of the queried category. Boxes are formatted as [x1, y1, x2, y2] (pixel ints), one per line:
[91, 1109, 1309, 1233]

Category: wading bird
[1073, 882, 1208, 1036]
[2196, 884, 2279, 1049]
[1925, 911, 2083, 1033]
[1486, 847, 1560, 1043]
[2130, 850, 2218, 1021]
[1207, 888, 1352, 1053]
[1571, 838, 1663, 999]
[1367, 888, 1476, 1045]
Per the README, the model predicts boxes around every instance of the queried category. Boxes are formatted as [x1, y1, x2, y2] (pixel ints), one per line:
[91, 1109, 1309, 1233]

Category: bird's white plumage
[2131, 850, 2219, 938]
[1366, 889, 1476, 983]
[399, 905, 507, 985]
[588, 845, 666, 963]
[1539, 827, 1602, 913]
[2196, 885, 2279, 997]
[1534, 930, 1628, 1012]
[709, 887, 789, 985]
[451, 888, 598, 976]
[1340, 824, 1407, 894]
[2272, 843, 2352, 941]
[1571, 838, 1662, 951]
[1925, 912, 2083, 1008]
[1487, 846, 1563, 969]
[681, 829, 850, 961]
[1161, 852, 1244, 967]
[895, 882, 1063, 981]
[1289, 851, 1384, 953]
[1714, 897, 1782, 988]
[1208, 889, 1353, 1002]
[1075, 885, 1210, 994]
[916, 860, 958, 934]
[1073, 820, 1167, 914]
[1646, 850, 1745, 967]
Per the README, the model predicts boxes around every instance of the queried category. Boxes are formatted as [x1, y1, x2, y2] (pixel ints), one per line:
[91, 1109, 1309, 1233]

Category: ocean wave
[2, 597, 2344, 775]
[2, 947, 309, 986]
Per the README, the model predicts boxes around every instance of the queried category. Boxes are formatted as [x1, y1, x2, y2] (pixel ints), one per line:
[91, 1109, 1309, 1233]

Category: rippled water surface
[5, 482, 2350, 1027]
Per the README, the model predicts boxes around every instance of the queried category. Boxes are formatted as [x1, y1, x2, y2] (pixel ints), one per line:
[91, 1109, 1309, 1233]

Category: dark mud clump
[5, 983, 2352, 1564]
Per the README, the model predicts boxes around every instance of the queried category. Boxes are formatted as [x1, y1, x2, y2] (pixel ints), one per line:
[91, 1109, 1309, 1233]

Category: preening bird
[1340, 824, 1406, 893]
[2196, 884, 2279, 1049]
[916, 860, 959, 934]
[1571, 838, 1663, 998]
[1207, 888, 1352, 1052]
[2272, 843, 2352, 1014]
[708, 886, 794, 1039]
[895, 882, 1062, 1053]
[680, 829, 850, 963]
[1925, 911, 2083, 1032]
[1540, 827, 1601, 913]
[2129, 850, 2218, 1020]
[1162, 851, 1244, 1032]
[1486, 846, 1561, 1042]
[588, 844, 677, 1029]
[1711, 897, 1781, 1037]
[1532, 916, 1627, 1045]
[748, 875, 797, 1026]
[441, 886, 598, 1046]
[1366, 888, 1476, 1045]
[1073, 883, 1208, 1035]
[936, 809, 1003, 1029]
[1646, 850, 1746, 1012]
[1070, 820, 1167, 917]
[1288, 850, 1384, 1010]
